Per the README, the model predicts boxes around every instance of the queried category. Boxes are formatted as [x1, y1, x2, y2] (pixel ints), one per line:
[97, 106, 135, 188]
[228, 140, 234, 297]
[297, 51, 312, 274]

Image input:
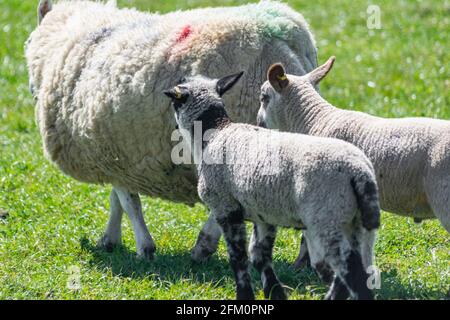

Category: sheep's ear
[216, 71, 244, 96]
[307, 56, 335, 86]
[38, 0, 53, 25]
[267, 63, 289, 93]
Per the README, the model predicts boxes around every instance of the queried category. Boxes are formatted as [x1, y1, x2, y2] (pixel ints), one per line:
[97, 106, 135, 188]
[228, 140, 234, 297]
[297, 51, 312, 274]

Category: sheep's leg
[114, 187, 156, 260]
[214, 208, 254, 300]
[330, 228, 376, 300]
[313, 260, 335, 285]
[426, 191, 450, 233]
[293, 235, 311, 270]
[360, 229, 377, 270]
[249, 222, 286, 300]
[191, 214, 222, 263]
[318, 234, 372, 300]
[324, 227, 375, 300]
[436, 214, 450, 233]
[335, 250, 373, 300]
[302, 231, 335, 285]
[325, 277, 350, 300]
[305, 230, 358, 300]
[425, 171, 450, 233]
[97, 188, 123, 251]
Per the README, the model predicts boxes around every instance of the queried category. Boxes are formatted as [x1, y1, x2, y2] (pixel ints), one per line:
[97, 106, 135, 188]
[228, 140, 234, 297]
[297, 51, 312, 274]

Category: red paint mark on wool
[176, 25, 193, 43]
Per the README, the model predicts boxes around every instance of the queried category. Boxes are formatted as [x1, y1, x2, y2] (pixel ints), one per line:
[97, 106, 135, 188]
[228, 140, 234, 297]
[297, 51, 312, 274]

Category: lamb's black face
[164, 85, 190, 113]
[163, 72, 244, 131]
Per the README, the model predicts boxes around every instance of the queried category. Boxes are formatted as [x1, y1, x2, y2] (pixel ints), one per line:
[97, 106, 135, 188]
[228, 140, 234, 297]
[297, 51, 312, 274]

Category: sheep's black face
[164, 80, 212, 131]
[163, 72, 243, 133]
[164, 85, 190, 113]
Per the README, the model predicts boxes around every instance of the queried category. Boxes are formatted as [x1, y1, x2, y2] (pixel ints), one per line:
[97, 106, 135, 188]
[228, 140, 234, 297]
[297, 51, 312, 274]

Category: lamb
[257, 57, 450, 269]
[26, 0, 318, 260]
[164, 72, 381, 300]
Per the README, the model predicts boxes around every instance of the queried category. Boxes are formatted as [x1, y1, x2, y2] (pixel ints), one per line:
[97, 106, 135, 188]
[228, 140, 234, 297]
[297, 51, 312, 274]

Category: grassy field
[0, 0, 449, 299]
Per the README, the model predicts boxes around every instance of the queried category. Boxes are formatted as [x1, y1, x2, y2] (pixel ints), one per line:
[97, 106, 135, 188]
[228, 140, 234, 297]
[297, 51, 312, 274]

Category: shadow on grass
[79, 237, 448, 299]
[79, 236, 325, 296]
[376, 269, 449, 300]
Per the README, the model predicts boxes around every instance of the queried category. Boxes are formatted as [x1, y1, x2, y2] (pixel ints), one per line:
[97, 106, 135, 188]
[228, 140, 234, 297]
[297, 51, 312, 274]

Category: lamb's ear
[38, 0, 53, 25]
[267, 63, 289, 93]
[307, 56, 335, 86]
[216, 71, 244, 96]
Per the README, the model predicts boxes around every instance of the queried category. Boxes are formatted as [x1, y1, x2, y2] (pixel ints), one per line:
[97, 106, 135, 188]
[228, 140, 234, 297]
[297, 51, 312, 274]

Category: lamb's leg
[426, 190, 450, 233]
[249, 222, 286, 300]
[324, 226, 376, 300]
[114, 187, 156, 260]
[425, 171, 450, 233]
[293, 235, 312, 270]
[336, 250, 373, 300]
[191, 214, 222, 263]
[97, 188, 123, 251]
[318, 233, 372, 300]
[325, 277, 350, 300]
[304, 230, 354, 300]
[214, 208, 254, 300]
[302, 231, 335, 285]
[313, 261, 335, 285]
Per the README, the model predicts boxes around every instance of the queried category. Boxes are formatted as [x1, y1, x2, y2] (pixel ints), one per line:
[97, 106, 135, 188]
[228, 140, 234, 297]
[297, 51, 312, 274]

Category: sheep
[26, 0, 318, 260]
[163, 72, 381, 300]
[257, 57, 450, 269]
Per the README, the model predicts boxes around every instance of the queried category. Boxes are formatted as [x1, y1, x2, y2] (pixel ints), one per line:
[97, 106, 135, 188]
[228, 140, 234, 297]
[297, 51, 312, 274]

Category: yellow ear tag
[277, 74, 288, 81]
[174, 86, 182, 99]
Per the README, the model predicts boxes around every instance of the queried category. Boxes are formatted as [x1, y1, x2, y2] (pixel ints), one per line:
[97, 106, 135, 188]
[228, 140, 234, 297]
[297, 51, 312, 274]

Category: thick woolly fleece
[198, 123, 380, 299]
[169, 74, 381, 299]
[259, 68, 450, 232]
[25, 0, 317, 204]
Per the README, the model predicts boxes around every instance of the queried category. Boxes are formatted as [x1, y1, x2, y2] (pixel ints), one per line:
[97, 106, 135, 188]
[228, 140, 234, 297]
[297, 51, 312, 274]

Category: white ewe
[26, 0, 318, 259]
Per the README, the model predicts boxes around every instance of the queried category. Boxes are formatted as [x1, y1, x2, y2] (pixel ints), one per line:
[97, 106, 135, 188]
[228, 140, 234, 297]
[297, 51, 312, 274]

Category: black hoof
[325, 287, 350, 300]
[191, 246, 215, 263]
[138, 245, 156, 260]
[236, 287, 255, 300]
[266, 284, 288, 300]
[97, 235, 119, 252]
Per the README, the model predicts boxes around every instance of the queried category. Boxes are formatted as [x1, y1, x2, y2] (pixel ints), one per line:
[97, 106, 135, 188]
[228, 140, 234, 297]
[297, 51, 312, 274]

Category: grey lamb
[257, 57, 450, 269]
[164, 72, 381, 300]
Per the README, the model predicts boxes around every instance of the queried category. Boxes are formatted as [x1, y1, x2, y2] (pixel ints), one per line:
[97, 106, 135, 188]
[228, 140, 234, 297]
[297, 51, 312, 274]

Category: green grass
[0, 0, 449, 299]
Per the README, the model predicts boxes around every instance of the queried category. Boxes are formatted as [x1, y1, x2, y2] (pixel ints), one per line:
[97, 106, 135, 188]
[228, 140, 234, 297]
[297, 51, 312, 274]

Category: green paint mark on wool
[239, 3, 297, 40]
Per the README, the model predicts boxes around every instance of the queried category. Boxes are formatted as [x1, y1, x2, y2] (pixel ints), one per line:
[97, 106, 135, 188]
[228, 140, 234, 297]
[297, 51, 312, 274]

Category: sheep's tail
[351, 173, 381, 231]
[38, 0, 53, 25]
